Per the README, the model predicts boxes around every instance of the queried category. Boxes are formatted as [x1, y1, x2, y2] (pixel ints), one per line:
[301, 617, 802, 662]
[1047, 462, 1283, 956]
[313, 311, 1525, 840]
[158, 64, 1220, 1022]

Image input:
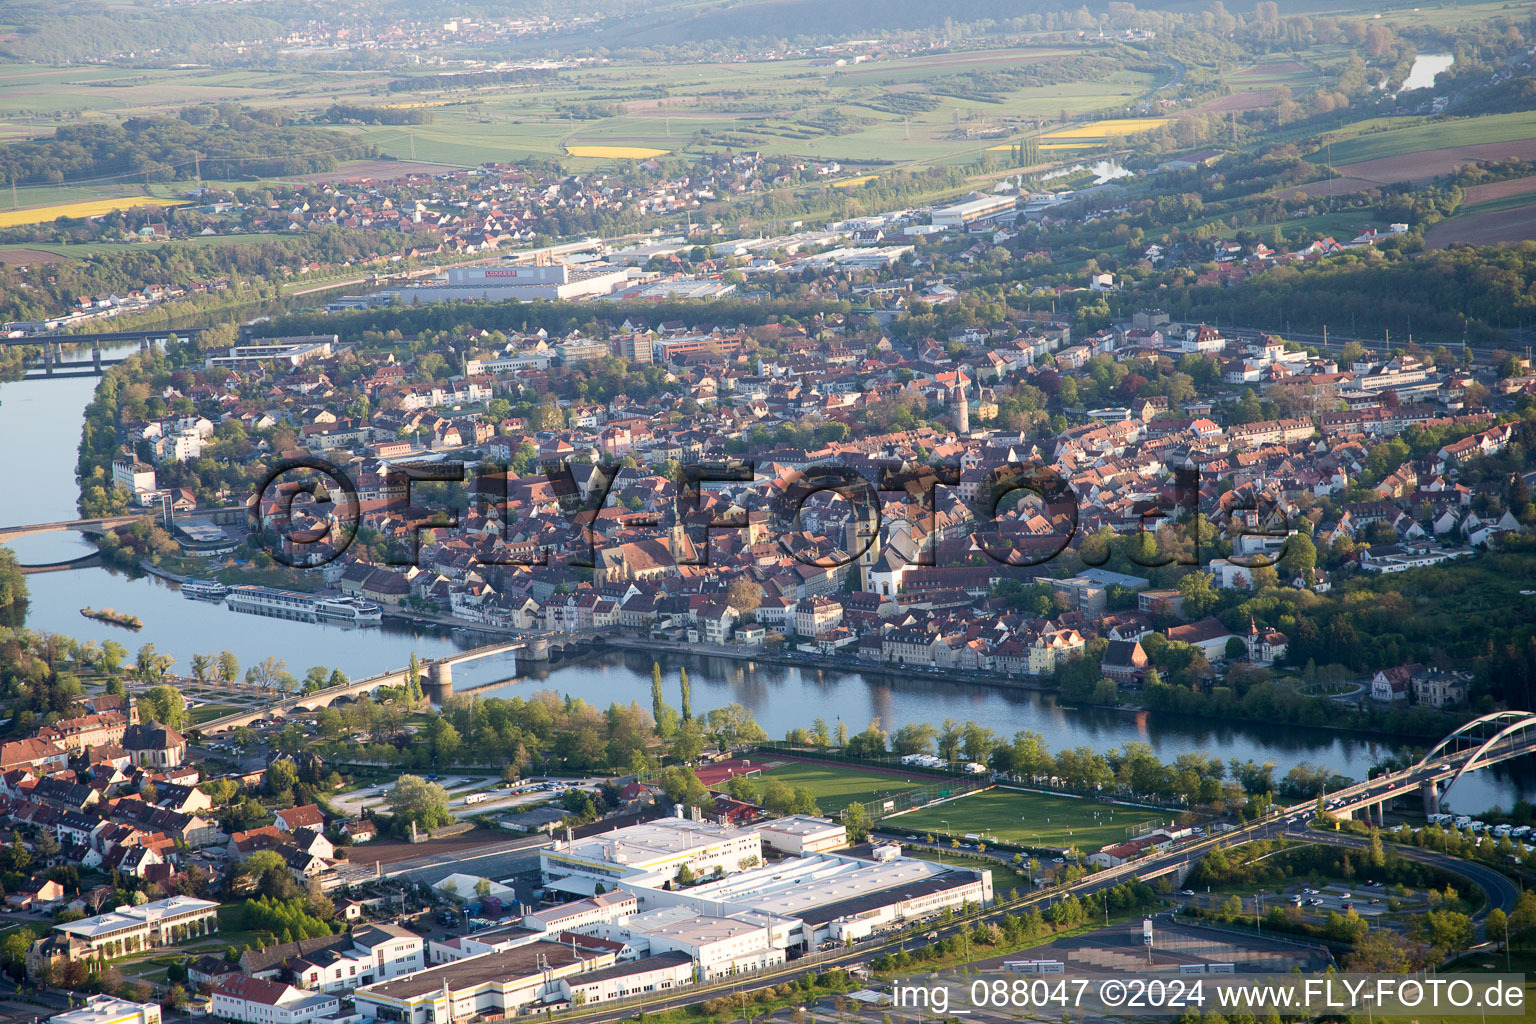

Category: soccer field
[894, 789, 1163, 851]
[757, 762, 930, 813]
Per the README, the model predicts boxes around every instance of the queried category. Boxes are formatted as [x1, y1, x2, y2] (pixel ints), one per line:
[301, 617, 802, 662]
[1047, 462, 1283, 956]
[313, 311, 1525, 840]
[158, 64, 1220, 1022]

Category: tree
[1487, 907, 1509, 954]
[217, 650, 239, 684]
[386, 775, 452, 830]
[101, 640, 128, 673]
[1422, 909, 1474, 955]
[842, 800, 871, 842]
[679, 667, 692, 721]
[246, 656, 287, 691]
[1178, 571, 1219, 617]
[650, 663, 666, 724]
[892, 722, 937, 756]
[263, 759, 298, 799]
[726, 579, 763, 618]
[191, 653, 213, 685]
[1278, 531, 1317, 580]
[660, 766, 709, 809]
[138, 685, 187, 730]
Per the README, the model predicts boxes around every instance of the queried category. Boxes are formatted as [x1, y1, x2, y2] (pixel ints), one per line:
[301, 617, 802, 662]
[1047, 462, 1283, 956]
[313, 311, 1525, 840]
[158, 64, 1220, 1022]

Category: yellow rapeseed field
[1041, 117, 1170, 140]
[565, 145, 671, 159]
[0, 196, 185, 229]
[831, 175, 877, 188]
[1039, 142, 1100, 150]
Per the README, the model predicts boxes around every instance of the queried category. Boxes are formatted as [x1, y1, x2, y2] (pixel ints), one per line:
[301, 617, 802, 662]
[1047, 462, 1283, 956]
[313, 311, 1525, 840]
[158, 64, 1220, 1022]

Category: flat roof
[624, 907, 767, 947]
[357, 942, 584, 1001]
[673, 852, 954, 917]
[797, 869, 982, 926]
[568, 951, 693, 986]
[757, 815, 845, 839]
[548, 818, 757, 871]
[49, 997, 156, 1024]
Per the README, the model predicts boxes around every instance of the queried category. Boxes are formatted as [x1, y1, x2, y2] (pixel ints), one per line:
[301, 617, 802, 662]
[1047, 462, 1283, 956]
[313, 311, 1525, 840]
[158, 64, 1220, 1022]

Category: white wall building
[540, 818, 764, 895]
[209, 977, 339, 1024]
[590, 907, 786, 981]
[290, 925, 424, 993]
[756, 816, 847, 856]
[523, 891, 638, 934]
[49, 995, 161, 1024]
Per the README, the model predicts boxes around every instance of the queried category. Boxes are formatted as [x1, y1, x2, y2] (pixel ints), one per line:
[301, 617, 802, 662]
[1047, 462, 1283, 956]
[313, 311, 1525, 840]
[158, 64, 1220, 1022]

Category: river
[0, 335, 1531, 815]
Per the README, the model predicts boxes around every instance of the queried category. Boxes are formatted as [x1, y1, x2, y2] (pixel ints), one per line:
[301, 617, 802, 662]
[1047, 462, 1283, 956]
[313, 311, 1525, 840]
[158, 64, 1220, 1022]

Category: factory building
[930, 194, 1017, 228]
[587, 907, 786, 981]
[385, 261, 631, 304]
[756, 815, 848, 856]
[539, 818, 763, 895]
[352, 941, 615, 1024]
[628, 844, 991, 948]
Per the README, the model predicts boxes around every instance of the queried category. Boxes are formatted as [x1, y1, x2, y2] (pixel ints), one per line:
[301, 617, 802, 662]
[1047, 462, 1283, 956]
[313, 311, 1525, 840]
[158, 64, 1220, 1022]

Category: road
[1294, 828, 1520, 920]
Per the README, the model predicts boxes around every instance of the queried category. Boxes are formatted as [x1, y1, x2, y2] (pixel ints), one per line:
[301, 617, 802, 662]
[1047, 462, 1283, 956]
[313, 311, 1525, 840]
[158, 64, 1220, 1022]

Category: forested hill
[582, 0, 1065, 48]
[0, 5, 284, 63]
[0, 110, 376, 185]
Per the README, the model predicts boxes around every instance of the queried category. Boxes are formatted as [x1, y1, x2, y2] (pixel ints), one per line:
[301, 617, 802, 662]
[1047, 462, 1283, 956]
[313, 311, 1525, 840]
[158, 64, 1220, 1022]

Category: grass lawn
[901, 846, 1030, 897]
[894, 788, 1165, 851]
[188, 703, 243, 725]
[756, 762, 928, 813]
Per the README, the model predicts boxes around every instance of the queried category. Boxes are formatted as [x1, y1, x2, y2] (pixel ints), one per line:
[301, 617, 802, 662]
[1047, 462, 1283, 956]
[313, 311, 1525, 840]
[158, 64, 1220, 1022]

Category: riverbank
[593, 633, 1458, 744]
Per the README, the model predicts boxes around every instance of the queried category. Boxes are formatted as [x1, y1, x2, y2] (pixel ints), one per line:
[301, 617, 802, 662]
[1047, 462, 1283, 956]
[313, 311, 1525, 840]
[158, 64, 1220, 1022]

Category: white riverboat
[180, 579, 229, 601]
[224, 585, 382, 626]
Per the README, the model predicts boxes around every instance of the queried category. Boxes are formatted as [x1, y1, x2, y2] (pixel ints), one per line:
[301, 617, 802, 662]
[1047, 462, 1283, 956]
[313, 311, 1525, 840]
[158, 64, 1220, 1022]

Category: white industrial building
[557, 952, 695, 1006]
[539, 818, 763, 895]
[205, 336, 335, 369]
[49, 996, 160, 1024]
[587, 906, 786, 981]
[629, 846, 992, 948]
[523, 891, 638, 933]
[385, 262, 630, 303]
[930, 195, 1017, 228]
[756, 815, 848, 856]
[354, 941, 615, 1023]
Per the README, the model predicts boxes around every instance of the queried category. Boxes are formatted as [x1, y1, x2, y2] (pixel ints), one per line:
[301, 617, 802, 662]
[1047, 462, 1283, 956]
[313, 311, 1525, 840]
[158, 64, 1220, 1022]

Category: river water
[1, 335, 1530, 814]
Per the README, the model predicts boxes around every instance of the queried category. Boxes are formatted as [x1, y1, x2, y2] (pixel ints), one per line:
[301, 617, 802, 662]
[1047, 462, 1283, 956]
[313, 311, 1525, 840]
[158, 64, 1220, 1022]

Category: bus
[1004, 960, 1064, 974]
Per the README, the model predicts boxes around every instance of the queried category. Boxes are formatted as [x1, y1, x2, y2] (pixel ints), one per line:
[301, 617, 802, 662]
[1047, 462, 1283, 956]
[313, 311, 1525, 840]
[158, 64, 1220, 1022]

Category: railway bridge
[0, 328, 203, 378]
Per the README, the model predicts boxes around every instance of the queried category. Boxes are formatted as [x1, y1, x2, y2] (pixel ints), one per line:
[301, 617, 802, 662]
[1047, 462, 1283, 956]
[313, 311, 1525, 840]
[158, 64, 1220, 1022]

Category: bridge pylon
[1422, 779, 1440, 816]
[427, 661, 454, 705]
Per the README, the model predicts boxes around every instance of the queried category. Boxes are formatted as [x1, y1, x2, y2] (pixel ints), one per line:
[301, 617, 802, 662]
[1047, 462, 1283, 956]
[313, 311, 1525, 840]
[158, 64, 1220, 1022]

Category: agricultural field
[1317, 110, 1536, 179]
[564, 144, 671, 159]
[0, 44, 1166, 181]
[893, 788, 1163, 851]
[1042, 117, 1171, 140]
[756, 761, 928, 813]
[0, 195, 185, 228]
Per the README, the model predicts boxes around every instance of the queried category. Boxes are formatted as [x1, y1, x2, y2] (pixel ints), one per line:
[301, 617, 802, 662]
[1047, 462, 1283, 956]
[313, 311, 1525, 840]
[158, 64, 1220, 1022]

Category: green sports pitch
[892, 788, 1164, 851]
[755, 761, 932, 813]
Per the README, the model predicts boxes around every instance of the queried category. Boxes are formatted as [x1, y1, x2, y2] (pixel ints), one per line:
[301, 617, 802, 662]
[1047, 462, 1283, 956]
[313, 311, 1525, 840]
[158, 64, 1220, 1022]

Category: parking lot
[1175, 877, 1432, 924]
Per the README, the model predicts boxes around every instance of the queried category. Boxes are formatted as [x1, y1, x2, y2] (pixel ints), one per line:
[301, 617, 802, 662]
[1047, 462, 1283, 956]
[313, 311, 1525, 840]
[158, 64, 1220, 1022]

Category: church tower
[845, 514, 880, 593]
